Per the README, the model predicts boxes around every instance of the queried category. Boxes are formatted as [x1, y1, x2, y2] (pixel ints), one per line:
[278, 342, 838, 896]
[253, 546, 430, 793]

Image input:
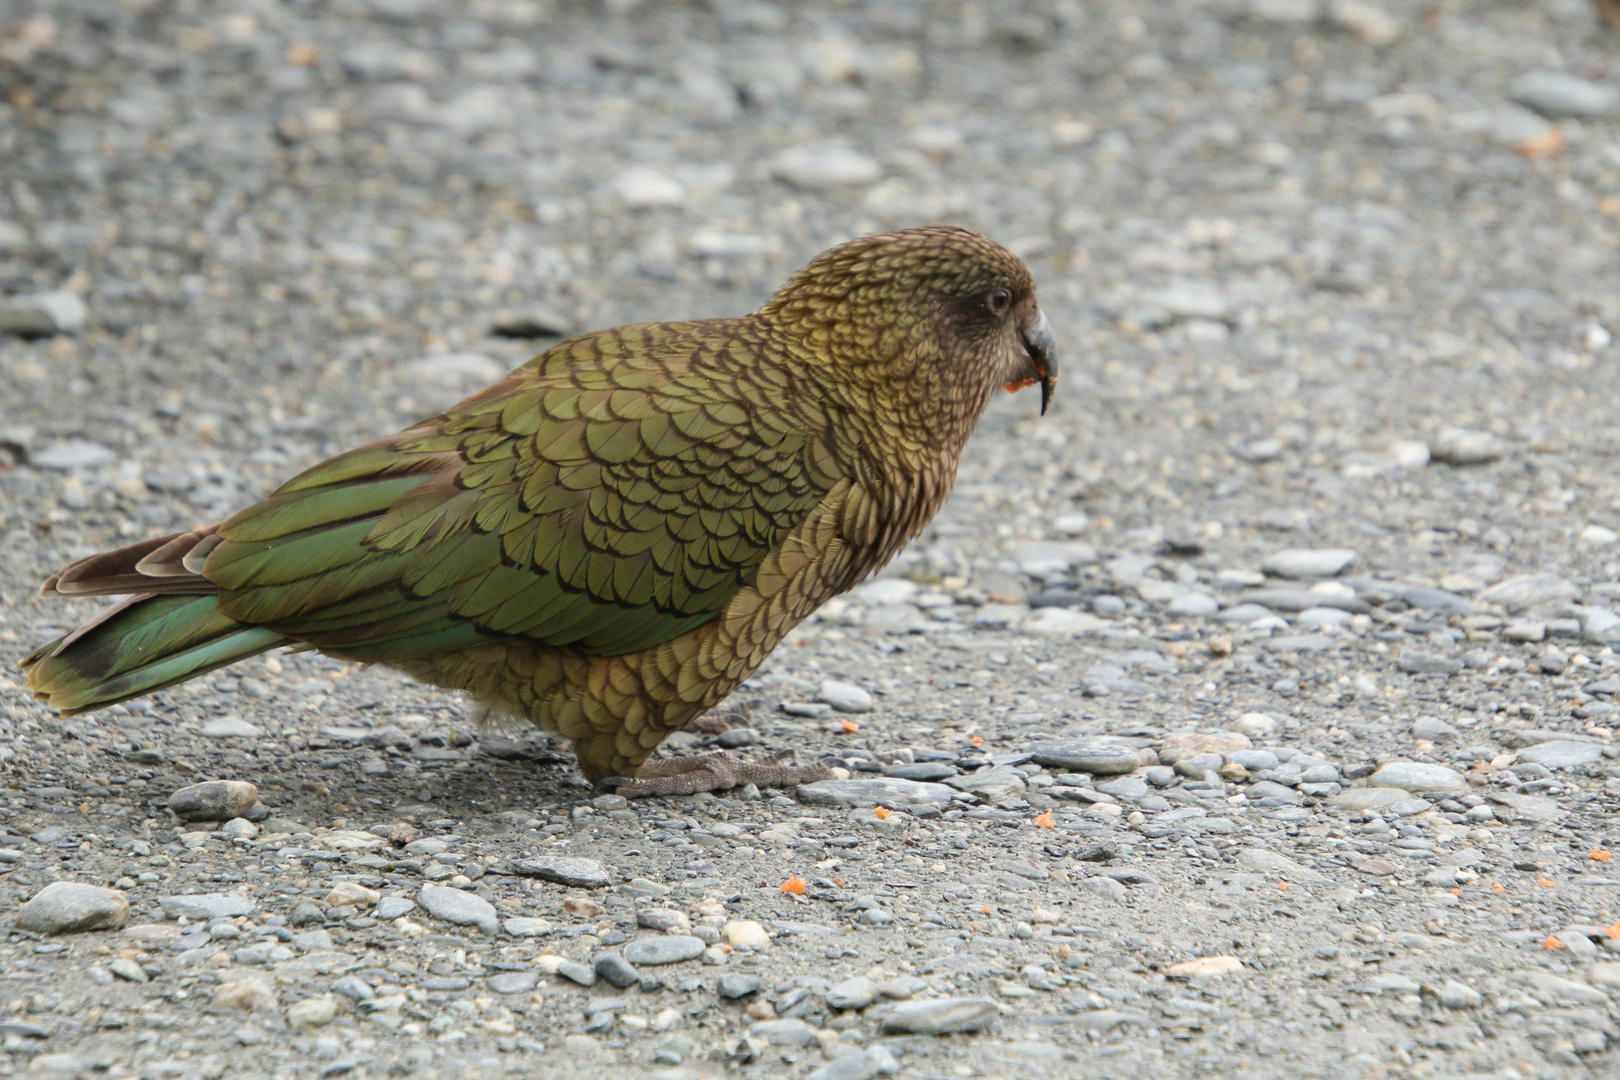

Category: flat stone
[1021, 607, 1105, 636]
[1511, 72, 1619, 118]
[1007, 540, 1098, 575]
[1167, 592, 1220, 616]
[1080, 876, 1128, 903]
[509, 856, 610, 889]
[769, 146, 880, 188]
[1429, 427, 1506, 466]
[797, 778, 955, 808]
[1328, 787, 1410, 811]
[16, 882, 130, 934]
[555, 960, 596, 986]
[1028, 738, 1148, 774]
[376, 897, 415, 920]
[1235, 848, 1329, 885]
[1516, 741, 1603, 770]
[1263, 548, 1356, 578]
[1582, 609, 1620, 645]
[807, 1047, 900, 1080]
[1479, 573, 1580, 610]
[1367, 762, 1464, 793]
[1164, 956, 1243, 978]
[416, 885, 499, 935]
[32, 439, 116, 470]
[622, 935, 705, 965]
[718, 973, 762, 999]
[1485, 790, 1566, 824]
[791, 973, 873, 1016]
[1398, 650, 1463, 675]
[159, 893, 256, 920]
[0, 291, 86, 336]
[722, 920, 771, 950]
[1516, 971, 1610, 1006]
[1163, 733, 1251, 756]
[945, 765, 1026, 800]
[884, 762, 958, 781]
[488, 971, 539, 994]
[881, 997, 999, 1035]
[108, 957, 148, 983]
[168, 780, 259, 822]
[199, 717, 262, 738]
[751, 1017, 816, 1045]
[816, 680, 874, 714]
[1411, 717, 1459, 742]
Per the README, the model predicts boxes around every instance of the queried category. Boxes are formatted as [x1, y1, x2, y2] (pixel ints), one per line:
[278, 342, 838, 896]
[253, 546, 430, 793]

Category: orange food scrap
[1537, 878, 1555, 888]
[1543, 936, 1566, 950]
[1278, 881, 1289, 891]
[1033, 811, 1055, 829]
[1591, 848, 1612, 862]
[969, 736, 984, 746]
[841, 719, 859, 733]
[832, 878, 845, 887]
[874, 806, 891, 820]
[779, 877, 806, 895]
[1492, 882, 1506, 893]
[1450, 889, 1461, 897]
[1605, 920, 1620, 940]
[980, 906, 992, 915]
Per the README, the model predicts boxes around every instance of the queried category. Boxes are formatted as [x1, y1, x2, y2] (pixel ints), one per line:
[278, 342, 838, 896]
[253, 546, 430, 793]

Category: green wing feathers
[204, 327, 834, 659]
[26, 321, 841, 712]
[24, 595, 285, 714]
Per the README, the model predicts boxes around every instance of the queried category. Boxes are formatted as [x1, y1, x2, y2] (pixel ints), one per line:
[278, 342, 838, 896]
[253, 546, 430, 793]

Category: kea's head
[761, 225, 1057, 416]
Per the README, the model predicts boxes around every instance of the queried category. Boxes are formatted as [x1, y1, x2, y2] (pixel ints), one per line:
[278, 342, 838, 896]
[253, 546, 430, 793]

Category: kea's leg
[602, 750, 833, 800]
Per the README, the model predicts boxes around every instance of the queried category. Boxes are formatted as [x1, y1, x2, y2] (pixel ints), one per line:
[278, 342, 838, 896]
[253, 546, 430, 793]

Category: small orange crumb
[969, 922, 982, 931]
[980, 906, 992, 914]
[1034, 811, 1055, 829]
[874, 806, 891, 820]
[969, 736, 985, 746]
[841, 719, 859, 733]
[1591, 848, 1612, 862]
[1537, 878, 1556, 888]
[1278, 881, 1289, 891]
[1605, 920, 1620, 940]
[832, 877, 845, 887]
[780, 877, 806, 895]
[1450, 889, 1461, 896]
[1492, 882, 1506, 893]
[1543, 936, 1566, 950]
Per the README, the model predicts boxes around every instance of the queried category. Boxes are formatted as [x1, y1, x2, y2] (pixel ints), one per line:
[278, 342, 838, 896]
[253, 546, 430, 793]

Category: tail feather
[23, 594, 286, 715]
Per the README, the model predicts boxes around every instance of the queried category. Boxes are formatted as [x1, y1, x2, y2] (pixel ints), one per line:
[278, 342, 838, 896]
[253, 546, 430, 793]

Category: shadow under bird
[23, 226, 1057, 797]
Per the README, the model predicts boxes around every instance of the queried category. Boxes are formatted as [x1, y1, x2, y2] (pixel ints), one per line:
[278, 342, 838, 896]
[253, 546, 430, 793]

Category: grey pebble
[199, 716, 262, 739]
[1411, 718, 1458, 742]
[807, 1047, 900, 1080]
[332, 976, 373, 1002]
[594, 953, 640, 988]
[1235, 848, 1329, 885]
[751, 1017, 817, 1045]
[108, 957, 148, 983]
[797, 777, 955, 808]
[32, 439, 116, 470]
[827, 976, 881, 1011]
[1027, 738, 1147, 774]
[622, 935, 706, 965]
[1398, 650, 1463, 676]
[1510, 72, 1618, 119]
[881, 997, 999, 1035]
[15, 882, 130, 935]
[509, 856, 610, 888]
[884, 762, 958, 781]
[375, 897, 415, 920]
[1478, 573, 1579, 609]
[556, 960, 597, 987]
[415, 885, 499, 936]
[1262, 548, 1355, 578]
[488, 971, 539, 994]
[159, 893, 256, 920]
[1367, 762, 1464, 793]
[769, 146, 880, 189]
[717, 973, 762, 999]
[0, 291, 86, 336]
[1516, 741, 1603, 769]
[816, 679, 874, 713]
[169, 780, 259, 822]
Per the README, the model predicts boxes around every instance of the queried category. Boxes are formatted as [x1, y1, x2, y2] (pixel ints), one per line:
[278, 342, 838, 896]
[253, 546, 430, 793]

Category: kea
[23, 226, 1057, 797]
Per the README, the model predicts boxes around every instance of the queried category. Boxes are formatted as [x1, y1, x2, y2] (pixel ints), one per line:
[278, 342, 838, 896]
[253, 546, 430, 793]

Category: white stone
[1022, 608, 1105, 636]
[1231, 713, 1277, 737]
[722, 920, 771, 950]
[769, 146, 881, 189]
[400, 352, 506, 385]
[0, 290, 85, 335]
[850, 579, 917, 605]
[609, 167, 686, 208]
[1511, 72, 1619, 119]
[1579, 525, 1618, 548]
[1263, 548, 1356, 578]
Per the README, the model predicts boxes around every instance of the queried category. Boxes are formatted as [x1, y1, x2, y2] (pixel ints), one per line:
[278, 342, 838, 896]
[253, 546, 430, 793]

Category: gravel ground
[3, 1, 1620, 1078]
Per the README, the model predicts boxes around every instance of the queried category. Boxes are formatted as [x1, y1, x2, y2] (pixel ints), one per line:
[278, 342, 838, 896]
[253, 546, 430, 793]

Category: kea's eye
[986, 289, 1012, 316]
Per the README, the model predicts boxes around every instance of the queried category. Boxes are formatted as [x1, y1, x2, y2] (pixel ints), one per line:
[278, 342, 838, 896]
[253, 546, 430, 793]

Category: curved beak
[1021, 308, 1058, 416]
